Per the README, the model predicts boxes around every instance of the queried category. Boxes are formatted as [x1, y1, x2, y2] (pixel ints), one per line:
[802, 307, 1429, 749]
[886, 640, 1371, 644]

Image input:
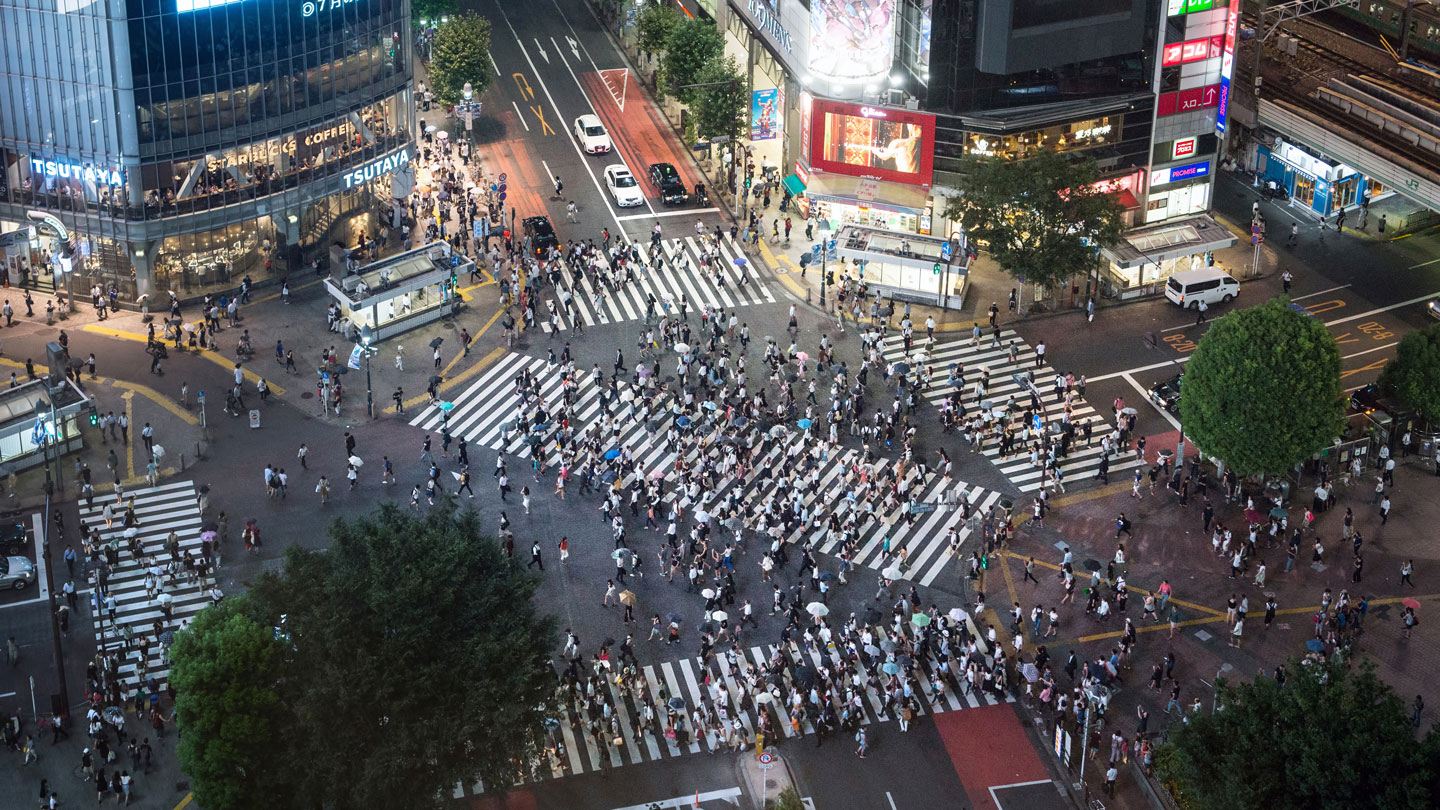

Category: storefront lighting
[287, 214, 299, 224]
[134, 249, 145, 257]
[890, 74, 904, 87]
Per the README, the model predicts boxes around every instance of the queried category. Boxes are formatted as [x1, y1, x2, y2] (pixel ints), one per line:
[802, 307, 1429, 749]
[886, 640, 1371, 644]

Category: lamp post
[360, 324, 376, 419]
[33, 400, 70, 718]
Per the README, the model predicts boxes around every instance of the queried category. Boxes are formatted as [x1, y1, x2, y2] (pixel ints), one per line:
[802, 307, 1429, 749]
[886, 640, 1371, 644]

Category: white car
[604, 165, 644, 207]
[573, 115, 612, 154]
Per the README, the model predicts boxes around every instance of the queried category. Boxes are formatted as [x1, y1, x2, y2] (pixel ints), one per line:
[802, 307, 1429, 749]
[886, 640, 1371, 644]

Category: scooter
[1260, 181, 1290, 202]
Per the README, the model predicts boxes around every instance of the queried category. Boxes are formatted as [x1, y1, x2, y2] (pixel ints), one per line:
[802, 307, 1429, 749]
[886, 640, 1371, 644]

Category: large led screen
[809, 0, 897, 84]
[809, 99, 935, 187]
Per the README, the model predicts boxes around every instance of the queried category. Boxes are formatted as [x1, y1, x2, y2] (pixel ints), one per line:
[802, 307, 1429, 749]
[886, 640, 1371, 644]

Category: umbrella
[425, 125, 438, 132]
[796, 351, 810, 362]
[753, 691, 775, 705]
[911, 351, 928, 363]
[882, 661, 900, 675]
[797, 419, 813, 429]
[701, 588, 716, 599]
[1158, 448, 1174, 458]
[667, 613, 681, 623]
[911, 612, 931, 628]
[806, 602, 829, 617]
[348, 455, 363, 467]
[1021, 663, 1040, 683]
[1121, 407, 1138, 415]
[733, 257, 748, 267]
[1306, 639, 1326, 652]
[818, 572, 833, 581]
[1269, 507, 1287, 518]
[710, 610, 728, 622]
[601, 469, 619, 483]
[893, 362, 910, 375]
[948, 607, 967, 623]
[882, 566, 904, 580]
[695, 510, 711, 523]
[676, 416, 692, 427]
[430, 337, 445, 349]
[604, 448, 621, 460]
[1404, 598, 1422, 610]
[703, 400, 718, 411]
[436, 130, 449, 140]
[1244, 508, 1265, 525]
[879, 640, 897, 653]
[611, 549, 628, 560]
[667, 697, 686, 711]
[863, 644, 881, 657]
[151, 445, 165, 461]
[1083, 559, 1101, 572]
[674, 343, 691, 354]
[429, 375, 444, 387]
[619, 590, 637, 606]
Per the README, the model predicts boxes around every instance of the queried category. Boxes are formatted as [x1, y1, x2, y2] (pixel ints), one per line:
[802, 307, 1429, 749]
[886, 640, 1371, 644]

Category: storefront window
[1294, 175, 1315, 207]
[155, 219, 276, 297]
[964, 117, 1121, 158]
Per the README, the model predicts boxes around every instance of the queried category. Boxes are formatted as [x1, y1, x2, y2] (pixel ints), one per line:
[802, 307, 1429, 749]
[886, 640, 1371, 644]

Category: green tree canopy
[1379, 325, 1440, 423]
[171, 603, 289, 810]
[660, 18, 724, 104]
[412, 0, 456, 24]
[636, 1, 682, 57]
[1180, 296, 1345, 477]
[1157, 660, 1438, 810]
[691, 56, 748, 142]
[940, 150, 1126, 288]
[429, 12, 494, 108]
[171, 504, 557, 810]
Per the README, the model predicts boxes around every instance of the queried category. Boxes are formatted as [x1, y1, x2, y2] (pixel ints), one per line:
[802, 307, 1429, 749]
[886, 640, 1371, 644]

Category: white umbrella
[701, 588, 716, 599]
[709, 610, 729, 623]
[948, 607, 967, 623]
[436, 130, 449, 140]
[695, 510, 711, 523]
[151, 444, 165, 460]
[753, 692, 775, 704]
[348, 455, 363, 467]
[806, 602, 829, 617]
[882, 566, 904, 580]
[673, 342, 691, 355]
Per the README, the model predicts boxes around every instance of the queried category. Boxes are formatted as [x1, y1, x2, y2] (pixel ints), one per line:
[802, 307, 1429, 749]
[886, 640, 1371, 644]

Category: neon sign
[747, 0, 794, 53]
[859, 107, 888, 118]
[29, 157, 124, 186]
[1151, 161, 1210, 187]
[176, 0, 246, 11]
[344, 149, 412, 189]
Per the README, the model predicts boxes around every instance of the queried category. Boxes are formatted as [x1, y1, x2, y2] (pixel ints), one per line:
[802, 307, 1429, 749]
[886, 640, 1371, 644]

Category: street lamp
[32, 399, 70, 719]
[360, 324, 376, 419]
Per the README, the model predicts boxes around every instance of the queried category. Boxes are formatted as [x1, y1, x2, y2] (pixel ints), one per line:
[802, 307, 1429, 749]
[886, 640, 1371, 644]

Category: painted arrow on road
[533, 38, 550, 64]
[566, 34, 580, 62]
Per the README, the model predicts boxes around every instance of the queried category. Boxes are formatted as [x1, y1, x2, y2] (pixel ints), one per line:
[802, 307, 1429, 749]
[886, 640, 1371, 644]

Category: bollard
[179, 453, 186, 472]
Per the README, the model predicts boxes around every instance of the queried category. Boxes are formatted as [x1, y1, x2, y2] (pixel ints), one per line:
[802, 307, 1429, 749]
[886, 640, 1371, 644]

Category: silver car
[0, 555, 35, 590]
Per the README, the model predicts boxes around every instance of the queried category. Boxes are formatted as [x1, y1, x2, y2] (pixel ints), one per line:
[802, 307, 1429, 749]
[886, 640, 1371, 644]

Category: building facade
[0, 0, 414, 300]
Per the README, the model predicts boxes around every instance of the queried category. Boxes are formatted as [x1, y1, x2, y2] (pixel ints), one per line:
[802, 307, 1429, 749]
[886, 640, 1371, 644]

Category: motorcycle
[1260, 181, 1290, 202]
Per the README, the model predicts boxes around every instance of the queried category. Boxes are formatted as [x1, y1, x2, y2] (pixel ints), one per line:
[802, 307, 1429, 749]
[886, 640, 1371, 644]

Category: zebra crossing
[410, 354, 1001, 587]
[537, 234, 775, 332]
[450, 622, 1011, 796]
[882, 331, 1144, 493]
[79, 480, 212, 691]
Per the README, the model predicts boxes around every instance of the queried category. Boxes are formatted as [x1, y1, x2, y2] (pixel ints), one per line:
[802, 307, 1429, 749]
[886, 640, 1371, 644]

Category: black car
[1148, 373, 1183, 414]
[522, 216, 559, 257]
[1349, 383, 1385, 415]
[0, 518, 28, 556]
[648, 163, 688, 205]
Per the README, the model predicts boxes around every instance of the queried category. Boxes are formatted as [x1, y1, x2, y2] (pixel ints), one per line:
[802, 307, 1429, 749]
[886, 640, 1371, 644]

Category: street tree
[660, 17, 724, 104]
[1156, 659, 1439, 810]
[171, 602, 289, 810]
[1379, 325, 1440, 423]
[1179, 297, 1345, 477]
[170, 503, 557, 810]
[636, 1, 682, 61]
[691, 56, 748, 143]
[411, 0, 457, 24]
[940, 150, 1126, 289]
[429, 12, 495, 109]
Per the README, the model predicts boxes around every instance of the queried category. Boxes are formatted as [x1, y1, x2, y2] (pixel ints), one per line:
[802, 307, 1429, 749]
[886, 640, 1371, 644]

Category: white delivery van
[1164, 268, 1239, 309]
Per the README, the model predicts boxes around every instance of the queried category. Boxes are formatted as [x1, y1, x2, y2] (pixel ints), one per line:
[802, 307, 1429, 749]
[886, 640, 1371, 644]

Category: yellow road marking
[107, 378, 199, 426]
[249, 277, 325, 306]
[996, 549, 1223, 617]
[402, 345, 508, 410]
[123, 390, 135, 480]
[84, 324, 287, 396]
[170, 791, 193, 810]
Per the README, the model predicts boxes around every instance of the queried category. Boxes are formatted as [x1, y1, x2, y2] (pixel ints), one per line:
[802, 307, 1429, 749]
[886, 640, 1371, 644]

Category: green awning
[782, 174, 806, 196]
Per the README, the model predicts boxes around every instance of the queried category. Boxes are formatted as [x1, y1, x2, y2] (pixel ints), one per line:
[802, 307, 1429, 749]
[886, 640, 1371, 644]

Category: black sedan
[648, 163, 688, 205]
[1148, 373, 1183, 414]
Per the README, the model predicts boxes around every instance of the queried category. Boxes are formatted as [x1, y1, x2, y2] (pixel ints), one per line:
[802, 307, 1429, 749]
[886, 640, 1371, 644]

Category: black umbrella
[430, 337, 445, 349]
[201, 521, 219, 532]
[792, 665, 816, 688]
[1083, 559, 1102, 572]
[428, 375, 444, 388]
[667, 613, 681, 623]
[667, 696, 686, 711]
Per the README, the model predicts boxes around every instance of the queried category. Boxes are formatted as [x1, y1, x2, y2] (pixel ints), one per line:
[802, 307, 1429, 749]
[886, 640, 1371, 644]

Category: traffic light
[88, 411, 98, 426]
[932, 263, 942, 275]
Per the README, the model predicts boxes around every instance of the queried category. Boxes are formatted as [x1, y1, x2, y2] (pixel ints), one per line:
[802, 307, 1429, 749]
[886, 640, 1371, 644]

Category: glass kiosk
[834, 226, 969, 310]
[322, 244, 475, 341]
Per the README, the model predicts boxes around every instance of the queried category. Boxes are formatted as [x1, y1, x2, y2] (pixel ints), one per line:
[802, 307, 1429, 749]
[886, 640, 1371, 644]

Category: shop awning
[782, 174, 806, 196]
[803, 172, 932, 216]
[1112, 189, 1141, 210]
[1101, 214, 1238, 270]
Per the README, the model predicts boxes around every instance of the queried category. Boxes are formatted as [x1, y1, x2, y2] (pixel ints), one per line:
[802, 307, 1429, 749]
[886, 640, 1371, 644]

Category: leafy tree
[1379, 325, 1440, 422]
[171, 504, 557, 809]
[660, 18, 724, 104]
[770, 786, 805, 810]
[940, 151, 1126, 288]
[429, 13, 494, 108]
[1157, 659, 1437, 810]
[1180, 296, 1345, 477]
[691, 56, 748, 143]
[171, 602, 289, 810]
[411, 0, 457, 24]
[636, 1, 682, 58]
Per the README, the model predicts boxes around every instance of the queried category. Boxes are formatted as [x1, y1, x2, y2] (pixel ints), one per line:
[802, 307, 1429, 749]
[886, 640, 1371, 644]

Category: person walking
[528, 541, 544, 570]
[1402, 559, 1415, 587]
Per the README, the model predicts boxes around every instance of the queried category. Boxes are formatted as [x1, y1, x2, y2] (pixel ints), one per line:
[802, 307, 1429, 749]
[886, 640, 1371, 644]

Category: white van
[1165, 268, 1239, 309]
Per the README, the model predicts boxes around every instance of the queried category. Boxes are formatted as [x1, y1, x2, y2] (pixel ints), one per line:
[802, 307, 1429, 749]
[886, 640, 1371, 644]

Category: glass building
[0, 0, 413, 300]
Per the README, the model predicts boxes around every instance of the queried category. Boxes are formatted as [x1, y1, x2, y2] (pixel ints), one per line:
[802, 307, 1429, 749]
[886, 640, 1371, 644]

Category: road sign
[941, 241, 952, 262]
[758, 751, 775, 769]
[498, 183, 507, 193]
[498, 173, 507, 183]
[498, 191, 507, 201]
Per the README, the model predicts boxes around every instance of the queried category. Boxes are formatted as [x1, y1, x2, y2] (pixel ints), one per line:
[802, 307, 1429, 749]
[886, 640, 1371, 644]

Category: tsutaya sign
[344, 148, 412, 189]
[747, 0, 794, 53]
[30, 157, 124, 187]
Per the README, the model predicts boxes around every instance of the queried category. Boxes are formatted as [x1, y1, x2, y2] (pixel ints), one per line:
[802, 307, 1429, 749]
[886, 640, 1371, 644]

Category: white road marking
[1124, 371, 1181, 430]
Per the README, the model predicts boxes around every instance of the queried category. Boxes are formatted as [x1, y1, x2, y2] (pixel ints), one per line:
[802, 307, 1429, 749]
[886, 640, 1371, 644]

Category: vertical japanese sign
[1216, 0, 1240, 133]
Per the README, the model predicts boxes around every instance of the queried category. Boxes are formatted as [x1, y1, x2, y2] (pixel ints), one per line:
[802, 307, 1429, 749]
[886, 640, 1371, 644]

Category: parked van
[1165, 268, 1239, 309]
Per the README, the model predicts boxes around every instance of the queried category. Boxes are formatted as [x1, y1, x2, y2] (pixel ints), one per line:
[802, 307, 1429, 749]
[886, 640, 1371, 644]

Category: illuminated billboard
[809, 99, 935, 187]
[751, 89, 781, 141]
[809, 0, 897, 84]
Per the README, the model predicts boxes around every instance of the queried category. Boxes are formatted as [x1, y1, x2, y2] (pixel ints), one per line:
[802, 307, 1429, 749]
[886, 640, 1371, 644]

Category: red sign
[795, 161, 809, 185]
[1173, 137, 1197, 159]
[807, 98, 936, 187]
[1157, 84, 1221, 117]
[1162, 36, 1224, 66]
[799, 92, 813, 163]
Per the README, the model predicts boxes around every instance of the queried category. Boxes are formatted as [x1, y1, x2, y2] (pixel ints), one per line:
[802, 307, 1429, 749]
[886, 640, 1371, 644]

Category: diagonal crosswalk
[449, 620, 1012, 796]
[410, 357, 1000, 587]
[535, 234, 775, 333]
[79, 480, 213, 692]
[882, 332, 1143, 493]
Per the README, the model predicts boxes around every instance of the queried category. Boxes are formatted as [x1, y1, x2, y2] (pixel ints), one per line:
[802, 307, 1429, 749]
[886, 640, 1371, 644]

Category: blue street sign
[941, 241, 952, 262]
[498, 183, 507, 193]
[498, 191, 507, 201]
[498, 173, 507, 182]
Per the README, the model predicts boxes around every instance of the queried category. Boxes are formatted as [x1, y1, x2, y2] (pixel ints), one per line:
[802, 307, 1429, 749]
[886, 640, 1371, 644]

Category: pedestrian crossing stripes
[450, 622, 1012, 796]
[409, 355, 1000, 587]
[535, 234, 775, 333]
[882, 331, 1144, 493]
[78, 480, 213, 692]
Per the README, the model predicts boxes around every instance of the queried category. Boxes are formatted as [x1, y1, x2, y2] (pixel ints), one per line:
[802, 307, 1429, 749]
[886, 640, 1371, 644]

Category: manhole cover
[765, 779, 778, 790]
[300, 392, 314, 399]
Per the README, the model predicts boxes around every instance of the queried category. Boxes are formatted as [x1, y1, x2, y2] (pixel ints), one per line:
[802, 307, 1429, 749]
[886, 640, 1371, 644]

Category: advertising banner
[751, 89, 780, 141]
[808, 99, 934, 187]
[809, 0, 897, 84]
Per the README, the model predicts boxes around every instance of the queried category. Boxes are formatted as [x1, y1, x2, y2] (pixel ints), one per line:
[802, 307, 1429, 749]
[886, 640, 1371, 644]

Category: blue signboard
[1216, 75, 1231, 134]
